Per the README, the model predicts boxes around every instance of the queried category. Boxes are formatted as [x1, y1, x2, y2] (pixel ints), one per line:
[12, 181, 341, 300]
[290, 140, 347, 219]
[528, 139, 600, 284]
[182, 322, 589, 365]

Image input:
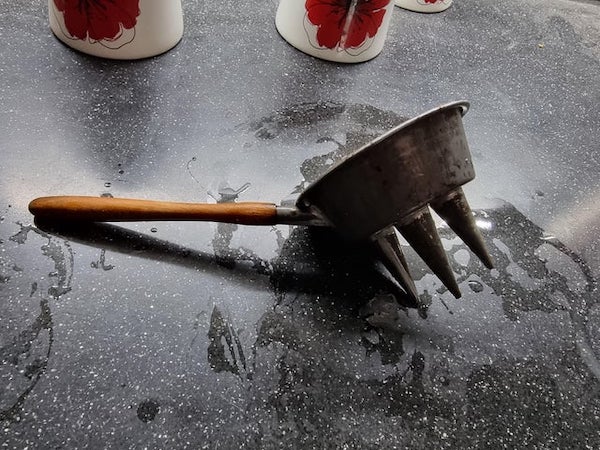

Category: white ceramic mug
[48, 0, 184, 59]
[275, 0, 395, 63]
[395, 0, 452, 13]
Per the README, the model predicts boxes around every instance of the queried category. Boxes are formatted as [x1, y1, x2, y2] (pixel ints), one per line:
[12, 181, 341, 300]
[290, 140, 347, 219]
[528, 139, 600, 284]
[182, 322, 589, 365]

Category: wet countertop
[2, 0, 600, 448]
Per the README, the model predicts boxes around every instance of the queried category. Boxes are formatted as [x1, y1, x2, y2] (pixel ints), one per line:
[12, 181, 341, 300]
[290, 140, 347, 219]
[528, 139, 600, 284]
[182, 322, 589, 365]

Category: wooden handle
[29, 196, 280, 226]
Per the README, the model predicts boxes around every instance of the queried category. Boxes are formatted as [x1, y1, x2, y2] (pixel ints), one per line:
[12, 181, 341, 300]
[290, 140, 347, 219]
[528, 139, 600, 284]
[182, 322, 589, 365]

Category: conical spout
[396, 207, 462, 298]
[431, 188, 494, 269]
[371, 227, 420, 306]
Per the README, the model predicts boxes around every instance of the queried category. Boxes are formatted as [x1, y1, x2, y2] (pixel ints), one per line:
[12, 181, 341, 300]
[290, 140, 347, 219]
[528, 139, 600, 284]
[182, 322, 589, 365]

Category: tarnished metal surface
[298, 101, 473, 239]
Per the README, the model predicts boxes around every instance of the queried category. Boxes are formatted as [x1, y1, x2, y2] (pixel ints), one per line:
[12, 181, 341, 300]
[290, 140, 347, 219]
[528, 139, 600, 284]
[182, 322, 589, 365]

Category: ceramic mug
[275, 0, 395, 63]
[395, 0, 452, 13]
[48, 0, 184, 59]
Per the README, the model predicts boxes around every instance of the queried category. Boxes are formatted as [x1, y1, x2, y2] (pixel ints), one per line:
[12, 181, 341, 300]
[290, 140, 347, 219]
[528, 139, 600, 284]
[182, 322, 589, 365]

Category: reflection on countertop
[2, 0, 600, 447]
[2, 195, 598, 447]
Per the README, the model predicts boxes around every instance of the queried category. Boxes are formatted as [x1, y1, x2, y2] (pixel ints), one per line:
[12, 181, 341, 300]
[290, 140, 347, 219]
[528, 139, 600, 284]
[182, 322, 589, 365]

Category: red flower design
[305, 0, 390, 50]
[53, 0, 140, 41]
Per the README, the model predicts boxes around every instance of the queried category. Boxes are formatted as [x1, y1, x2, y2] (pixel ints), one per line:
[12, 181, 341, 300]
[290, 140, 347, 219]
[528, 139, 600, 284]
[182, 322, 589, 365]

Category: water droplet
[100, 193, 113, 198]
[104, 182, 112, 188]
[118, 169, 124, 175]
[453, 249, 471, 266]
[468, 280, 484, 293]
[137, 400, 160, 423]
[150, 227, 158, 233]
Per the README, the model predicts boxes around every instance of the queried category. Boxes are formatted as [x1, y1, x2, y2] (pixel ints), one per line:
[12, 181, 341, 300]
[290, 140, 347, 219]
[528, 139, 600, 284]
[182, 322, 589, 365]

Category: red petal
[305, 0, 349, 49]
[346, 3, 388, 49]
[53, 0, 67, 10]
[54, 0, 140, 41]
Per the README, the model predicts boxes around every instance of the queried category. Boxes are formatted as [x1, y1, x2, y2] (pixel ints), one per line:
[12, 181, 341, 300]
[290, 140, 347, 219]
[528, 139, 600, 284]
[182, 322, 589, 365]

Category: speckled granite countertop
[1, 0, 600, 448]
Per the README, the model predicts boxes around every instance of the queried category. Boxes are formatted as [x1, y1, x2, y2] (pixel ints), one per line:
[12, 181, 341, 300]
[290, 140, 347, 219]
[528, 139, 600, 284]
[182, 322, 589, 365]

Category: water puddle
[1, 102, 598, 445]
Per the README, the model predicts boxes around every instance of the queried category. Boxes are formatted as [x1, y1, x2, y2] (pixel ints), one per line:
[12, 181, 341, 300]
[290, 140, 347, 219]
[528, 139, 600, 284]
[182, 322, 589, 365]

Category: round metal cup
[297, 101, 473, 240]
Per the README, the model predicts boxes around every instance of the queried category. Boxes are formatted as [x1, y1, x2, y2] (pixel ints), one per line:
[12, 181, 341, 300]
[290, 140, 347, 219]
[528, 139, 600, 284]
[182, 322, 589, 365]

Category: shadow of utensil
[272, 226, 418, 309]
[33, 219, 416, 308]
[33, 218, 261, 284]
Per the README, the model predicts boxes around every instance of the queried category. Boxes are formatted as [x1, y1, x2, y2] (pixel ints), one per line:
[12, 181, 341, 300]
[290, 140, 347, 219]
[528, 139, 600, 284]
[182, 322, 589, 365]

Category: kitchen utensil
[29, 101, 493, 304]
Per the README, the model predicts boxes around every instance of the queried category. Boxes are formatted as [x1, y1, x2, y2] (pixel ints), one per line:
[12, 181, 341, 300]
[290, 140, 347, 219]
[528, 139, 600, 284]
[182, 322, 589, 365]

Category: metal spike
[431, 188, 494, 269]
[380, 226, 412, 274]
[396, 208, 462, 299]
[372, 227, 420, 305]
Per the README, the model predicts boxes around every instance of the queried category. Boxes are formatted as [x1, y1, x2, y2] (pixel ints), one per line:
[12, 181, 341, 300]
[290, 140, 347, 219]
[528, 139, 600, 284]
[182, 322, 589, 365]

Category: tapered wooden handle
[29, 196, 280, 225]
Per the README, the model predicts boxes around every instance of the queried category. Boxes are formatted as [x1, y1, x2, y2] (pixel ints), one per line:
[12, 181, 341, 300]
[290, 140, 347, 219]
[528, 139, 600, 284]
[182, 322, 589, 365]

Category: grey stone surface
[1, 0, 599, 448]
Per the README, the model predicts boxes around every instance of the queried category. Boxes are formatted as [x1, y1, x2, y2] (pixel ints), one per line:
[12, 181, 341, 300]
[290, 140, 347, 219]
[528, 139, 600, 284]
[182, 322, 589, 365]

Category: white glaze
[395, 0, 452, 13]
[48, 0, 184, 59]
[276, 0, 395, 63]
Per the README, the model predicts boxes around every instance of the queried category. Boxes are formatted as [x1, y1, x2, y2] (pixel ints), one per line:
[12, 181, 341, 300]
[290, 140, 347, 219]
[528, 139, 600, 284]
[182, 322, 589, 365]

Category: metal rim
[298, 100, 470, 207]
